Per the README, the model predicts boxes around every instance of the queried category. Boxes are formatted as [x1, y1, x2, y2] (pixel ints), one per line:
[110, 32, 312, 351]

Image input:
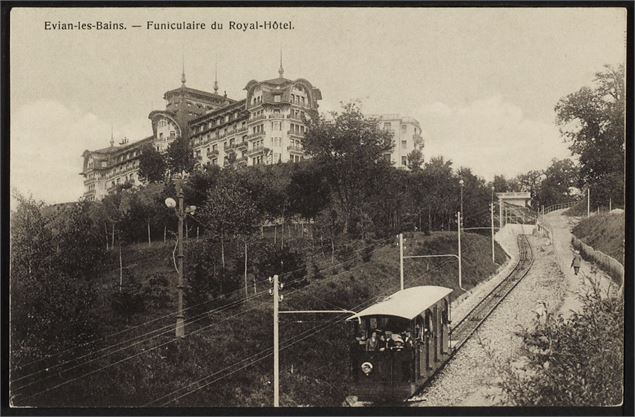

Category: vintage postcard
[4, 4, 630, 413]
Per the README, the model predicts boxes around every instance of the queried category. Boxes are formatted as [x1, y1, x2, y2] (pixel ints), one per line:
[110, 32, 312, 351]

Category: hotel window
[402, 156, 407, 166]
[402, 124, 408, 131]
[402, 140, 408, 149]
[384, 122, 392, 129]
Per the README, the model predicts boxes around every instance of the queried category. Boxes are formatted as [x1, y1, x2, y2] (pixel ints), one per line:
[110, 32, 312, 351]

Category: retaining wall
[571, 235, 624, 290]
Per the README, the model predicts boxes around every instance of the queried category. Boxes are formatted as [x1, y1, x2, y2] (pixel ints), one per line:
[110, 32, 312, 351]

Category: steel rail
[409, 234, 535, 400]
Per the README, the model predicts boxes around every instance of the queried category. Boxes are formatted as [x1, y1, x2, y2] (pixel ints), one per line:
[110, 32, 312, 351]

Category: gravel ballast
[416, 232, 567, 407]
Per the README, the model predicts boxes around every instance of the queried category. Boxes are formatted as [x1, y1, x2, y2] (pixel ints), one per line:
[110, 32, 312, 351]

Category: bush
[499, 283, 623, 406]
[111, 283, 146, 320]
[142, 273, 172, 309]
[361, 244, 375, 262]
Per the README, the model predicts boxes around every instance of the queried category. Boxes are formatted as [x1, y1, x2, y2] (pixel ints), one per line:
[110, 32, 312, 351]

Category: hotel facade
[81, 63, 423, 201]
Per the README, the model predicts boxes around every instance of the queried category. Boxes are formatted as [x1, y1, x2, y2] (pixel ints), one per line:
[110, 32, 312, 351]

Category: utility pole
[587, 187, 590, 218]
[270, 275, 282, 407]
[119, 243, 123, 293]
[609, 197, 612, 212]
[399, 233, 404, 290]
[164, 174, 196, 339]
[490, 203, 495, 263]
[499, 198, 503, 230]
[175, 180, 185, 339]
[459, 179, 465, 227]
[244, 241, 249, 299]
[457, 211, 462, 290]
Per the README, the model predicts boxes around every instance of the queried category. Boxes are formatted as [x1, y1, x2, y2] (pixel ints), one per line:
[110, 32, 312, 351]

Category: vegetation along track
[415, 234, 535, 397]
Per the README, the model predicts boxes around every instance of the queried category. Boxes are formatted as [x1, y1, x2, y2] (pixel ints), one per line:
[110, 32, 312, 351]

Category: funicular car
[346, 286, 453, 403]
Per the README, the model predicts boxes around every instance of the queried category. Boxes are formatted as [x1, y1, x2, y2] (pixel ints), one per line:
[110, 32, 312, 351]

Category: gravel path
[541, 210, 617, 318]
[416, 232, 567, 407]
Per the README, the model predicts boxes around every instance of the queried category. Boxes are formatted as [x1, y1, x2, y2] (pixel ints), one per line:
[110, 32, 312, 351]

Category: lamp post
[165, 175, 196, 339]
[459, 179, 464, 228]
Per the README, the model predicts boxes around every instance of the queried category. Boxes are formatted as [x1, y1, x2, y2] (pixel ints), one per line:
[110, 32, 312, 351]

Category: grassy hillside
[17, 232, 507, 407]
[572, 212, 625, 265]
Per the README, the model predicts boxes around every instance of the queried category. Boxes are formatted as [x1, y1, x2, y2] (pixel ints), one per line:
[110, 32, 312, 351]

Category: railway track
[411, 234, 535, 398]
[450, 233, 534, 349]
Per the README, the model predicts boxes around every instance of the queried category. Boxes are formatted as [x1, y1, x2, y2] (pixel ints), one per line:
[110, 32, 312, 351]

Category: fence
[571, 235, 624, 292]
[542, 200, 580, 215]
[534, 221, 553, 242]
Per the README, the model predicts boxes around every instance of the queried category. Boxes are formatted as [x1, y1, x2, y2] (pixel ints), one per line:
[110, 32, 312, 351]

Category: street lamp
[165, 175, 196, 338]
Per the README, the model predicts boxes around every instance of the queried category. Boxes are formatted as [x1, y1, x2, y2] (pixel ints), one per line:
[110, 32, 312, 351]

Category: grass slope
[572, 213, 625, 265]
[19, 232, 507, 407]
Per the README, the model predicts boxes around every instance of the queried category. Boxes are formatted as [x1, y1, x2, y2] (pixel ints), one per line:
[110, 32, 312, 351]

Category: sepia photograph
[3, 4, 631, 412]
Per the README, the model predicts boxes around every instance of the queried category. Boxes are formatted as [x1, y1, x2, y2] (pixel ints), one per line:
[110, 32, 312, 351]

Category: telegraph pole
[490, 203, 495, 263]
[587, 187, 590, 218]
[244, 241, 249, 299]
[270, 275, 282, 407]
[175, 179, 185, 339]
[457, 211, 462, 290]
[399, 233, 404, 290]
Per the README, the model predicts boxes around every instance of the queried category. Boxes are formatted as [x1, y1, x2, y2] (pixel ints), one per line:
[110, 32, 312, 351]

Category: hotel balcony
[246, 132, 266, 141]
[207, 149, 219, 157]
[248, 145, 270, 157]
[287, 144, 304, 153]
[287, 130, 304, 139]
[249, 114, 266, 123]
[286, 114, 305, 122]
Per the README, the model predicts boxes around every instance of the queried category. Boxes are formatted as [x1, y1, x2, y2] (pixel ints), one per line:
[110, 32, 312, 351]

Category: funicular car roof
[347, 286, 453, 321]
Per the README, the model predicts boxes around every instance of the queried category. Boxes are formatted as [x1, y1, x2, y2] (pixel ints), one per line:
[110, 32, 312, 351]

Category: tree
[406, 149, 424, 171]
[137, 144, 167, 183]
[303, 102, 393, 234]
[420, 156, 458, 231]
[491, 174, 510, 193]
[287, 160, 330, 223]
[166, 136, 195, 176]
[514, 170, 544, 204]
[457, 167, 490, 228]
[200, 171, 261, 268]
[555, 64, 625, 206]
[10, 195, 105, 368]
[183, 164, 221, 211]
[536, 158, 579, 208]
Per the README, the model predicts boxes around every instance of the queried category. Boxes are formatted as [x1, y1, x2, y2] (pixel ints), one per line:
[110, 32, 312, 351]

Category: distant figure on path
[571, 250, 582, 275]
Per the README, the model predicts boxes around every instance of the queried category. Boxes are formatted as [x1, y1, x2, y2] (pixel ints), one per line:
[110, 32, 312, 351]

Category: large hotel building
[81, 63, 424, 201]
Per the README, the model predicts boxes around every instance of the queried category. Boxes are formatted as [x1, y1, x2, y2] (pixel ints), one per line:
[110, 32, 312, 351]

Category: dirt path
[541, 210, 616, 317]
[416, 233, 566, 407]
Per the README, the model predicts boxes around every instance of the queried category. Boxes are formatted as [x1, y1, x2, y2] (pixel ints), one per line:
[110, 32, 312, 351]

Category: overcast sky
[10, 7, 626, 204]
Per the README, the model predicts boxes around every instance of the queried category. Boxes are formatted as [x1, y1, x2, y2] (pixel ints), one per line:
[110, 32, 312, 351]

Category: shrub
[361, 245, 375, 262]
[111, 283, 145, 320]
[499, 282, 623, 406]
[142, 273, 172, 309]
